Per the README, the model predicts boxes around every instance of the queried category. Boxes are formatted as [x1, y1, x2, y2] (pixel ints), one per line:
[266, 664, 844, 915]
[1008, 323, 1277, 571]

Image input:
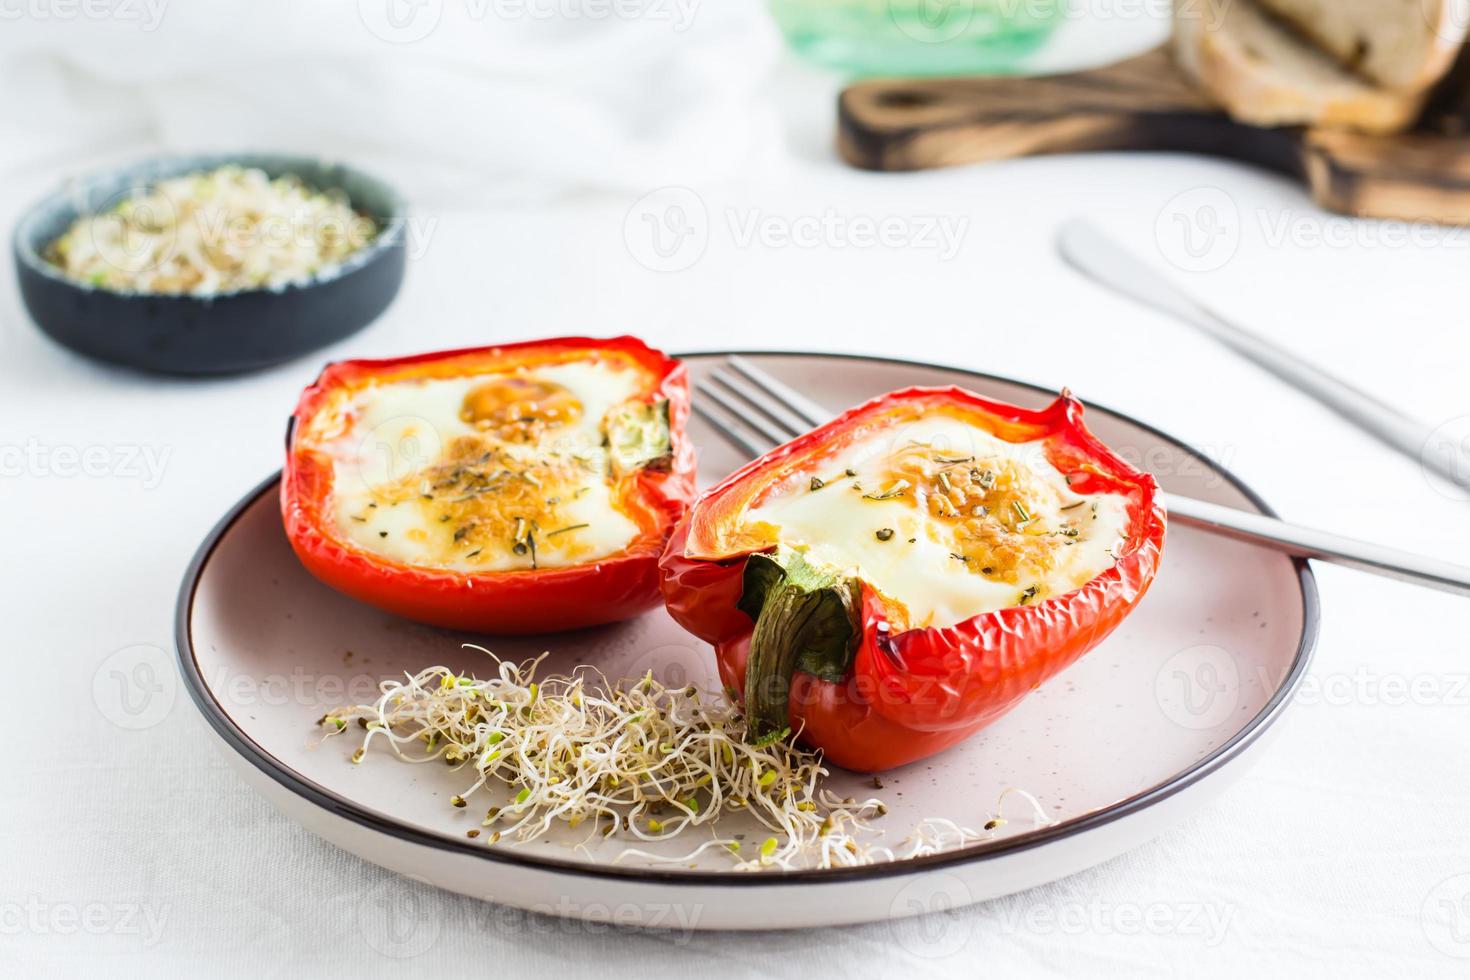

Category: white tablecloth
[4, 3, 1469, 977]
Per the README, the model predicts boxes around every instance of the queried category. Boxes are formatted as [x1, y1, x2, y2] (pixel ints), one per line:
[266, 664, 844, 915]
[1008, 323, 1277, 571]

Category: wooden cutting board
[837, 47, 1470, 225]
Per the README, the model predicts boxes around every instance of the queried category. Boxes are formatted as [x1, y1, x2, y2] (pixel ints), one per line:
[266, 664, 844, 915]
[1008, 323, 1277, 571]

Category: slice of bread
[1173, 0, 1426, 134]
[1254, 0, 1470, 92]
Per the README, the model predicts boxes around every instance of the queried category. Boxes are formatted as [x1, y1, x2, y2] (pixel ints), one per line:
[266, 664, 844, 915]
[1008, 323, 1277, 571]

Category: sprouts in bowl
[46, 164, 379, 297]
[12, 153, 406, 375]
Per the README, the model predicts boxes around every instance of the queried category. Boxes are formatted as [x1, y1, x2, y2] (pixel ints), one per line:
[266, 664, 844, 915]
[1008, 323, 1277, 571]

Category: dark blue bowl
[13, 153, 407, 375]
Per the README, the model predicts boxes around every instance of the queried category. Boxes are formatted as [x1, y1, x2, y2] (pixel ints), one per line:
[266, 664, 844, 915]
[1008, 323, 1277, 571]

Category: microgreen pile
[321, 646, 1051, 871]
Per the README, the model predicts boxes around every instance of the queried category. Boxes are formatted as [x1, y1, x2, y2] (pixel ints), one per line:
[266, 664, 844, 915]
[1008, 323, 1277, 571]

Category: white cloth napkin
[0, 0, 787, 202]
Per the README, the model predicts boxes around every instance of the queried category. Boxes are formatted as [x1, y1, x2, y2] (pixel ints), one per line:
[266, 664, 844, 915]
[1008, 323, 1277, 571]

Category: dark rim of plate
[12, 152, 407, 299]
[174, 350, 1321, 887]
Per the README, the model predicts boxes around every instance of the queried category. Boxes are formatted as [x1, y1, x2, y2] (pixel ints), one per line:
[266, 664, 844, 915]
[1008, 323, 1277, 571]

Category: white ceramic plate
[175, 352, 1318, 930]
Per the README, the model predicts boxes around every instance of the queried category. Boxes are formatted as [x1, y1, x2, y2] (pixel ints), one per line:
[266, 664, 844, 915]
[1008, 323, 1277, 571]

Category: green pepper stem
[746, 582, 823, 735]
[740, 552, 858, 739]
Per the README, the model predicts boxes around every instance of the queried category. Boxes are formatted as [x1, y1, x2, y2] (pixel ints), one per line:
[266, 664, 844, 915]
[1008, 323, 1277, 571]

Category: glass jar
[770, 0, 1065, 76]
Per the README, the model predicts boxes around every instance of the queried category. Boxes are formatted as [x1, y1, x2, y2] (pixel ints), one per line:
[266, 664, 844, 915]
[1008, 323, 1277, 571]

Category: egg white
[318, 360, 647, 571]
[744, 417, 1132, 629]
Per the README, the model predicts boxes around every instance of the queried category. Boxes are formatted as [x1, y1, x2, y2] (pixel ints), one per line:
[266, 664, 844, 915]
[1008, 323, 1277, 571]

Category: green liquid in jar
[770, 0, 1064, 76]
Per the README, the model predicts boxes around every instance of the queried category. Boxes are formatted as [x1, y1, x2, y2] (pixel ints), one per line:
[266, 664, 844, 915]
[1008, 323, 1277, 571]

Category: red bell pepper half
[659, 387, 1166, 771]
[283, 336, 695, 634]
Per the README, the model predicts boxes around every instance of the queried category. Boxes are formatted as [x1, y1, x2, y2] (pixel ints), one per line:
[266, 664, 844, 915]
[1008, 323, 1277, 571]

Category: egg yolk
[460, 376, 583, 442]
[880, 444, 1068, 585]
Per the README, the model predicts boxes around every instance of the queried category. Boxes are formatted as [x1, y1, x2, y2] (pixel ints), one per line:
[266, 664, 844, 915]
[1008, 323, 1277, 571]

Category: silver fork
[692, 355, 1470, 599]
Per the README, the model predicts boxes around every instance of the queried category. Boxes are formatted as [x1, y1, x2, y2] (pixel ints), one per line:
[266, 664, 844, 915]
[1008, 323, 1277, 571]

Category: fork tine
[708, 367, 811, 441]
[691, 397, 776, 460]
[695, 380, 792, 448]
[728, 356, 832, 429]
